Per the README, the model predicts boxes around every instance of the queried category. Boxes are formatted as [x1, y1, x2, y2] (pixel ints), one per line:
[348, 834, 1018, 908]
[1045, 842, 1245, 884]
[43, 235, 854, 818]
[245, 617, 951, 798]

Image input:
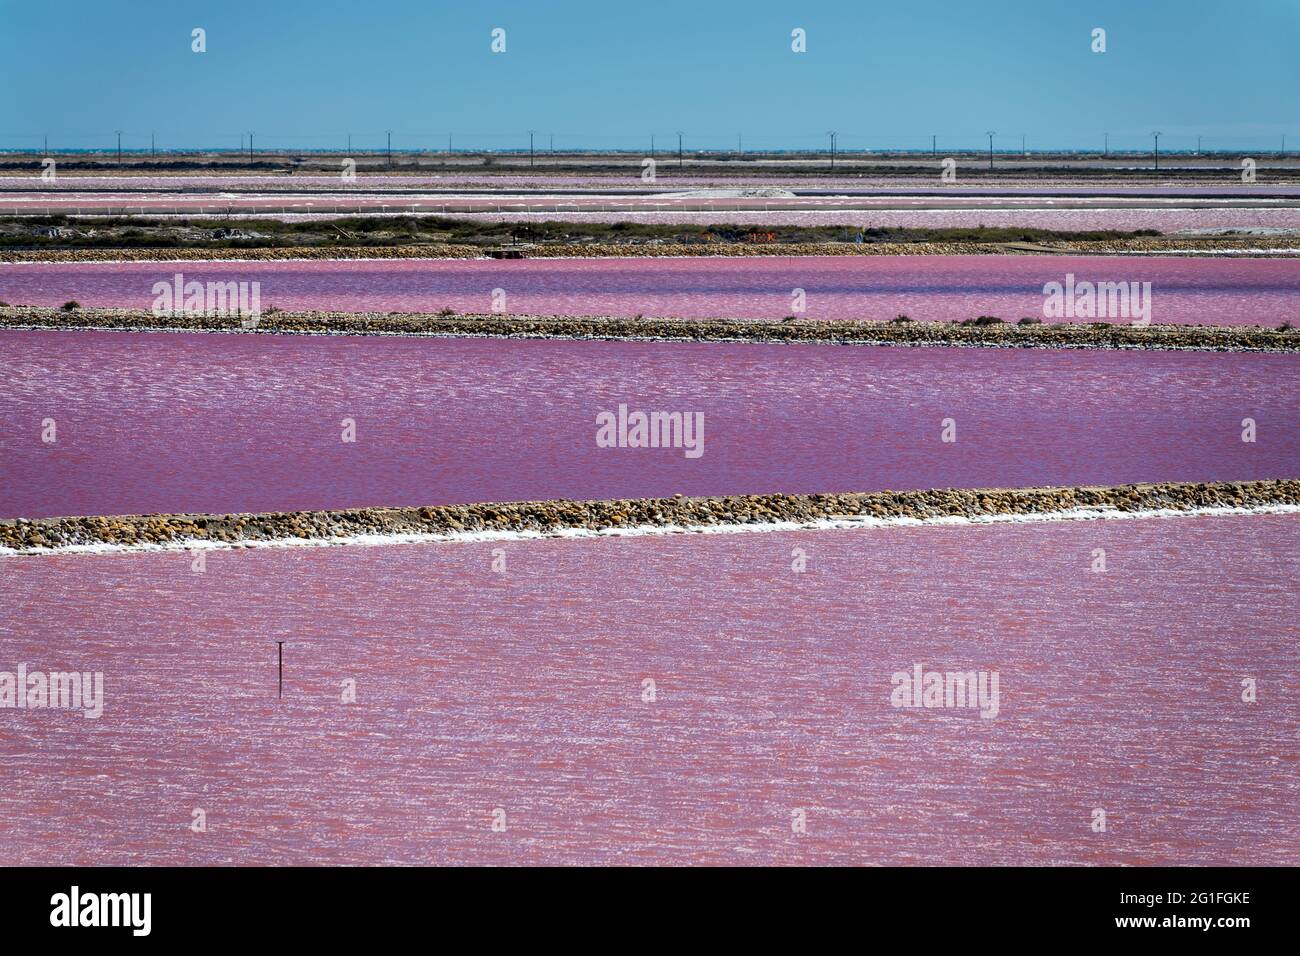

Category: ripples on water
[2, 330, 1296, 518]
[0, 515, 1294, 864]
[3, 255, 1299, 325]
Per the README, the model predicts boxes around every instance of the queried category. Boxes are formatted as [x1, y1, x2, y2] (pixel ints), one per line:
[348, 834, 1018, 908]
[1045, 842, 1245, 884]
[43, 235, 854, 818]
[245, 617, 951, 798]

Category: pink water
[1, 514, 1295, 865]
[2, 330, 1295, 520]
[3, 255, 1298, 325]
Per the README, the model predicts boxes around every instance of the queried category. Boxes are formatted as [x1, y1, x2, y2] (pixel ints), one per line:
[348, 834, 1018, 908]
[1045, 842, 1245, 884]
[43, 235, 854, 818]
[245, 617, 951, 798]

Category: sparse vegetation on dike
[0, 214, 1162, 254]
[3, 305, 1297, 352]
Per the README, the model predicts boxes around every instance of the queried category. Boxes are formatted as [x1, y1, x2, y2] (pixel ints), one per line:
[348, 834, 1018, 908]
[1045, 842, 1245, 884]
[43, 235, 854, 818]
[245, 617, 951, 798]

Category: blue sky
[2, 0, 1296, 151]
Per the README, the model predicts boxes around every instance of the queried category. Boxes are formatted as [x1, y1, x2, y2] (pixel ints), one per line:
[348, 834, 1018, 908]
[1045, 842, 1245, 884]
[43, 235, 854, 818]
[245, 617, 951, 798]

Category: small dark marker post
[277, 642, 284, 698]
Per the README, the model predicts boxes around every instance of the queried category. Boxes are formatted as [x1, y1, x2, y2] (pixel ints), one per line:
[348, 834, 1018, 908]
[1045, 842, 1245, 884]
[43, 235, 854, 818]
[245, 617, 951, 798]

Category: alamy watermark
[595, 404, 704, 459]
[50, 886, 150, 936]
[151, 272, 262, 327]
[0, 665, 104, 718]
[890, 663, 1000, 719]
[1043, 273, 1152, 325]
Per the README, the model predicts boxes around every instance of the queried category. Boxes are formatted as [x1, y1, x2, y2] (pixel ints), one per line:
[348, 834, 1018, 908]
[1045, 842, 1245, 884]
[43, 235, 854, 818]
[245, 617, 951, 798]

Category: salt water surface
[0, 513, 1295, 865]
[3, 254, 1299, 325]
[2, 330, 1295, 519]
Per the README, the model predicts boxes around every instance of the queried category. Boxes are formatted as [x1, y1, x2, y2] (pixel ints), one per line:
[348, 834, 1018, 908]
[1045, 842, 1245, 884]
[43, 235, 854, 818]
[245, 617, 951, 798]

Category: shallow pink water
[2, 330, 1295, 519]
[3, 255, 1298, 325]
[1, 514, 1295, 865]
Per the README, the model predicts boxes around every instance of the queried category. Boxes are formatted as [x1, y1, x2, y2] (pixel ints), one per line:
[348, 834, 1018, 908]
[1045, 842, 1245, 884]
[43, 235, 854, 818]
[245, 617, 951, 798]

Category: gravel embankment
[2, 305, 1296, 350]
[2, 236, 1297, 263]
[2, 480, 1295, 552]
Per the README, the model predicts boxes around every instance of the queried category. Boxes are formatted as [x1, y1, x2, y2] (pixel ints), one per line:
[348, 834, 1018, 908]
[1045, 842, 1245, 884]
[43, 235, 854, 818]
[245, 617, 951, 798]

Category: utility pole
[1197, 135, 1201, 155]
[677, 131, 683, 169]
[650, 134, 655, 157]
[828, 130, 837, 169]
[44, 134, 48, 156]
[1152, 131, 1161, 173]
[738, 133, 742, 155]
[386, 129, 392, 166]
[550, 133, 553, 156]
[347, 133, 351, 152]
[116, 130, 122, 165]
[1104, 132, 1108, 157]
[151, 131, 155, 158]
[248, 131, 253, 163]
[528, 130, 535, 167]
[932, 134, 936, 157]
[1021, 133, 1025, 157]
[986, 131, 995, 170]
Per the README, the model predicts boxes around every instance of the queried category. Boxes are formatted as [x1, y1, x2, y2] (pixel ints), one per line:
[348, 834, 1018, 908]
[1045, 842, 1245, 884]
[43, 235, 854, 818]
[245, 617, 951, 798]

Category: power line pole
[248, 131, 253, 163]
[528, 130, 535, 166]
[1104, 132, 1108, 157]
[116, 130, 122, 165]
[650, 134, 655, 157]
[386, 129, 392, 166]
[828, 130, 836, 169]
[677, 131, 683, 169]
[151, 130, 155, 158]
[932, 134, 936, 157]
[986, 130, 995, 170]
[1152, 131, 1161, 173]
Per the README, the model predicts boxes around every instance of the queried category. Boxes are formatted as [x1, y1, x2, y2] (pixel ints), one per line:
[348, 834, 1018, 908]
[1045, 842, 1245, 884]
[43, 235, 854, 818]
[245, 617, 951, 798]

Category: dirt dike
[2, 480, 1294, 553]
[2, 235, 1296, 264]
[1, 305, 1296, 351]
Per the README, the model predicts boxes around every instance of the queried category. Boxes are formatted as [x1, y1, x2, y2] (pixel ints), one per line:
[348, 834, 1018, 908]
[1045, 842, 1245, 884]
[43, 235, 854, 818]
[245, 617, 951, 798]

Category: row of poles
[48, 131, 1293, 168]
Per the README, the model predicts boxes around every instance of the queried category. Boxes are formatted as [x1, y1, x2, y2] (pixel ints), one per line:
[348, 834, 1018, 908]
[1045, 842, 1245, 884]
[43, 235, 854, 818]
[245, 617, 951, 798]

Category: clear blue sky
[2, 0, 1296, 151]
